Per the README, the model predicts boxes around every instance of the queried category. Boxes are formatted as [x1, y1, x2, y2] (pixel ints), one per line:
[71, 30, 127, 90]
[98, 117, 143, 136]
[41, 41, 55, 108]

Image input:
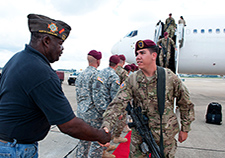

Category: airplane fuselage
[111, 17, 225, 75]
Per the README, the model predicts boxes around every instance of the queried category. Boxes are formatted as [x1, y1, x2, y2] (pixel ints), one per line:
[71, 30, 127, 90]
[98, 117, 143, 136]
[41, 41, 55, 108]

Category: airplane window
[125, 30, 138, 37]
[201, 29, 205, 33]
[216, 28, 220, 33]
[193, 29, 197, 34]
[131, 30, 138, 37]
[127, 31, 133, 37]
[208, 29, 212, 33]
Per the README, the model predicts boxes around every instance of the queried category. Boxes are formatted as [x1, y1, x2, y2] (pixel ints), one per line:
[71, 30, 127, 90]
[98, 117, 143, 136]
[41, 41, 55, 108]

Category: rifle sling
[157, 66, 165, 158]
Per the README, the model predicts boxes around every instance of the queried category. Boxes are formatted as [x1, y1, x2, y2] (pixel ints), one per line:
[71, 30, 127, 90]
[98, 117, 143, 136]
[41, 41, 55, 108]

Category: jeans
[0, 139, 38, 158]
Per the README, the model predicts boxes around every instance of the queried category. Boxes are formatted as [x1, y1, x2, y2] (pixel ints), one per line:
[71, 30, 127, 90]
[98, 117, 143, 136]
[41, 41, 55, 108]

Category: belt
[0, 138, 33, 144]
[0, 139, 8, 143]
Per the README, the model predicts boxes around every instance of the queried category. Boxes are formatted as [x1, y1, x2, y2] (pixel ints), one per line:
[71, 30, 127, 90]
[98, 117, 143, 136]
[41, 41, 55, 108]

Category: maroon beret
[119, 55, 126, 61]
[135, 39, 156, 52]
[124, 65, 131, 71]
[164, 32, 168, 37]
[109, 55, 120, 64]
[88, 50, 102, 60]
[130, 63, 136, 70]
[28, 14, 71, 41]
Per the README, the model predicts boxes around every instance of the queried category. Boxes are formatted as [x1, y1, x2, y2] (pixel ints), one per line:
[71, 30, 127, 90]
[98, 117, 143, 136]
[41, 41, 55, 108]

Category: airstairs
[154, 21, 185, 75]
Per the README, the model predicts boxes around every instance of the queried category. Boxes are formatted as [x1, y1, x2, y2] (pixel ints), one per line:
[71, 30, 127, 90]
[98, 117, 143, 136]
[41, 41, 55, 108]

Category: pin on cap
[28, 13, 71, 41]
[135, 39, 156, 52]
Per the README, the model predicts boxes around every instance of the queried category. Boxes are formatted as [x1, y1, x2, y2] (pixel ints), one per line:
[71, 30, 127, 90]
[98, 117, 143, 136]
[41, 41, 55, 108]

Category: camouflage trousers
[76, 108, 104, 158]
[129, 129, 177, 158]
[159, 50, 171, 68]
[165, 27, 175, 38]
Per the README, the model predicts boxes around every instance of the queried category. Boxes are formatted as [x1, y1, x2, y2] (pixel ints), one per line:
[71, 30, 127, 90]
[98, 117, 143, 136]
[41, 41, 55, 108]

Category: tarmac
[39, 74, 225, 158]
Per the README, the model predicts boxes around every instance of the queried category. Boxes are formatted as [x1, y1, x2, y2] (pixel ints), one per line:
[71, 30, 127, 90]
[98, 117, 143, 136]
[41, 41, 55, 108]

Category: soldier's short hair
[109, 62, 117, 67]
[147, 46, 159, 54]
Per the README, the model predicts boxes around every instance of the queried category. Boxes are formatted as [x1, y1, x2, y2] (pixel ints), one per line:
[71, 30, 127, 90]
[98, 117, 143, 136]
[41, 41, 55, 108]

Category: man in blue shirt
[0, 14, 110, 158]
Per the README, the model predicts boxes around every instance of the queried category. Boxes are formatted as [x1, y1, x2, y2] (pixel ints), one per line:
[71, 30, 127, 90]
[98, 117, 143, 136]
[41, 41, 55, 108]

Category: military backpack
[206, 102, 222, 125]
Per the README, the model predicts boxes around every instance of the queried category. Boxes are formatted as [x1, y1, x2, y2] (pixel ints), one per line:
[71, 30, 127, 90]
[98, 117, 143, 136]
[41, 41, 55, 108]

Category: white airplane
[111, 16, 225, 75]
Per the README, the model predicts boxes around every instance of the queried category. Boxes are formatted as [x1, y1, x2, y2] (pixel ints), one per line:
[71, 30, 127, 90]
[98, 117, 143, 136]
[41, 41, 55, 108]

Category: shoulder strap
[132, 72, 138, 90]
[157, 66, 165, 158]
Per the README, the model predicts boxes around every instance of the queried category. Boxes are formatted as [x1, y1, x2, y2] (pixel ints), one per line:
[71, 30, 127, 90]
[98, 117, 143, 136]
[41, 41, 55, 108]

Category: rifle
[164, 19, 173, 32]
[126, 102, 161, 158]
[160, 44, 167, 67]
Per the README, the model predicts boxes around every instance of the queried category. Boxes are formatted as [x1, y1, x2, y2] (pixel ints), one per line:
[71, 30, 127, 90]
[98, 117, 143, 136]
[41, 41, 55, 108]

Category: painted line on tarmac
[178, 146, 225, 152]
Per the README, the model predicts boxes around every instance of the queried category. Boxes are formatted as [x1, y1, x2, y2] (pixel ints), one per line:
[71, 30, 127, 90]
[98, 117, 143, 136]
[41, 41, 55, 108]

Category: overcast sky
[0, 0, 224, 71]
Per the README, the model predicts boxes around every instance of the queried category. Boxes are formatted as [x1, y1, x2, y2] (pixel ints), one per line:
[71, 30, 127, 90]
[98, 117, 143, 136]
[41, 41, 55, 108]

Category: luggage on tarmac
[206, 102, 222, 125]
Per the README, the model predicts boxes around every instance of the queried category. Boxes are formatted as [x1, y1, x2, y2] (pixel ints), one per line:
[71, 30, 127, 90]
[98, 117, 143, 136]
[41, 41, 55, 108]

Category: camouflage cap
[28, 14, 71, 41]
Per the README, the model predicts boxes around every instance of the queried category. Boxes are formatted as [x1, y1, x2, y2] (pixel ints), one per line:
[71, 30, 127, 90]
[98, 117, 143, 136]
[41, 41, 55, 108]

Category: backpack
[206, 102, 222, 125]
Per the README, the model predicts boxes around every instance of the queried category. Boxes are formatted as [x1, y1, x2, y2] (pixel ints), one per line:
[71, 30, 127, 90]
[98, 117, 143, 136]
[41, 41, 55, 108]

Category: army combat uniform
[92, 67, 120, 114]
[92, 67, 120, 137]
[157, 37, 176, 68]
[102, 68, 195, 158]
[75, 66, 102, 158]
[165, 17, 176, 38]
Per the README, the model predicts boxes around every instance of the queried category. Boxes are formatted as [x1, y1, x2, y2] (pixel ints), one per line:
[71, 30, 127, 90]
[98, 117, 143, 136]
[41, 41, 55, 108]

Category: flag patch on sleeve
[97, 77, 103, 83]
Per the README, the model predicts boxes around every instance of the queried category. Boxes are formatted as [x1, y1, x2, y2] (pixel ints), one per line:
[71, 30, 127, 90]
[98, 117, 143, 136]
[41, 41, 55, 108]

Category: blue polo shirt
[0, 45, 75, 143]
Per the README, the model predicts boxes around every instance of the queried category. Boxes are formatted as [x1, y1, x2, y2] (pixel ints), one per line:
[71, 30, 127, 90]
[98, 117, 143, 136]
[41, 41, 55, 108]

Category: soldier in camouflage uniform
[165, 13, 176, 38]
[124, 65, 132, 74]
[178, 16, 186, 26]
[75, 50, 103, 158]
[114, 54, 130, 144]
[115, 55, 129, 84]
[157, 32, 177, 68]
[102, 39, 195, 158]
[92, 55, 121, 158]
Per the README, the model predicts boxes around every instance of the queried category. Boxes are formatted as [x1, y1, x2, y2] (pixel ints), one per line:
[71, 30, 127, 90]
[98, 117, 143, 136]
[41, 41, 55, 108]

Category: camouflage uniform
[102, 68, 195, 158]
[178, 19, 186, 26]
[75, 66, 102, 158]
[157, 38, 176, 68]
[165, 17, 176, 38]
[92, 67, 120, 115]
[115, 65, 129, 137]
[92, 66, 120, 139]
[115, 66, 129, 84]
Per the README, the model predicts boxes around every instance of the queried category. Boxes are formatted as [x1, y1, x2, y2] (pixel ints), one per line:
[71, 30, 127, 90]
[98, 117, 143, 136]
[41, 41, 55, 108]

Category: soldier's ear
[152, 52, 157, 60]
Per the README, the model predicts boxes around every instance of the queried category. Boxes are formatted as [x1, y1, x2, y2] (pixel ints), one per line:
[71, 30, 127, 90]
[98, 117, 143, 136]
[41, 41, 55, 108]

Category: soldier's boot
[106, 145, 116, 152]
[113, 136, 128, 144]
[102, 150, 116, 158]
